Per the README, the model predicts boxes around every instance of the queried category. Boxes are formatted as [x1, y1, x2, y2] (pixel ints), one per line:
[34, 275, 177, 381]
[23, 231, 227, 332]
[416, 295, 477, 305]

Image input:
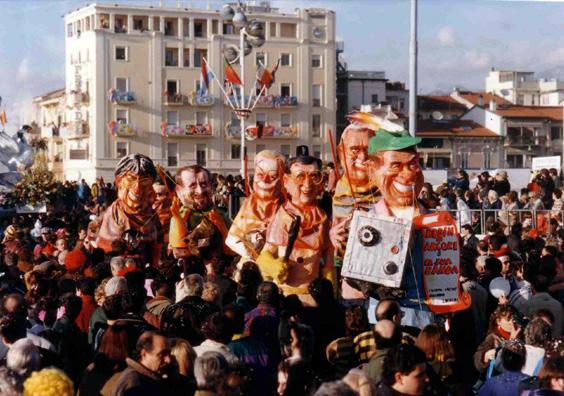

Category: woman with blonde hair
[169, 338, 197, 394]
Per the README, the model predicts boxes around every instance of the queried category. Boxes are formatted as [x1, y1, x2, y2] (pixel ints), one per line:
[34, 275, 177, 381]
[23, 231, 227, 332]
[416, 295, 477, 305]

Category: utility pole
[409, 0, 418, 137]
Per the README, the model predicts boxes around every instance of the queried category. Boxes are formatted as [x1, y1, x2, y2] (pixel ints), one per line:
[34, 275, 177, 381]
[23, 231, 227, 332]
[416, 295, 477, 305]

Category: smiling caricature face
[369, 149, 424, 208]
[284, 161, 324, 207]
[338, 127, 375, 187]
[176, 169, 213, 211]
[253, 151, 284, 200]
[116, 172, 155, 214]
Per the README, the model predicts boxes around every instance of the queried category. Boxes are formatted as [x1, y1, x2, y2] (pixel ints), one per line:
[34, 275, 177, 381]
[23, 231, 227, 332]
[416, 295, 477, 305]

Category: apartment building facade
[62, 2, 336, 182]
[485, 69, 564, 106]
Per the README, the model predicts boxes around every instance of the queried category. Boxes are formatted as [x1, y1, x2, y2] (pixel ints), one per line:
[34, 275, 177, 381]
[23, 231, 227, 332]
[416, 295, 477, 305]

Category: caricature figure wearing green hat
[368, 129, 426, 218]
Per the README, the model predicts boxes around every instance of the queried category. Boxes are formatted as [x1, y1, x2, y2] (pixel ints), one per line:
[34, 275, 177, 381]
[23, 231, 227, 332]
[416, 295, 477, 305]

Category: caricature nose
[357, 150, 367, 161]
[195, 183, 203, 194]
[303, 176, 312, 188]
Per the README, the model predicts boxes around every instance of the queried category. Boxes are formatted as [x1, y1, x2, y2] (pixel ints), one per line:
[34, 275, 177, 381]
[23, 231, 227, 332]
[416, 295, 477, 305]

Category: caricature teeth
[393, 181, 414, 193]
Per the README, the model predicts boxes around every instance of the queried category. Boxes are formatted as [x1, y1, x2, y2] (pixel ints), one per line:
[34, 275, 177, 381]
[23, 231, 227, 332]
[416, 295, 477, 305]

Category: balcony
[108, 121, 136, 137]
[63, 122, 89, 139]
[504, 135, 546, 147]
[163, 93, 189, 106]
[66, 91, 89, 107]
[189, 93, 215, 107]
[255, 95, 298, 108]
[163, 124, 212, 137]
[108, 89, 136, 104]
[225, 123, 298, 139]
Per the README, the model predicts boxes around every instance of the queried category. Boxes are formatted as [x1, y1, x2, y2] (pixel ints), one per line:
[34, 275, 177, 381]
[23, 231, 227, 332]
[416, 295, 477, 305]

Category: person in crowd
[363, 320, 401, 383]
[111, 331, 173, 396]
[375, 343, 429, 396]
[478, 340, 529, 396]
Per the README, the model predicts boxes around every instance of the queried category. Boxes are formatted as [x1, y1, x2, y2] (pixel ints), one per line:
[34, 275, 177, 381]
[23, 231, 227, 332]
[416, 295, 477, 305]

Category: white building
[62, 2, 336, 182]
[485, 69, 564, 106]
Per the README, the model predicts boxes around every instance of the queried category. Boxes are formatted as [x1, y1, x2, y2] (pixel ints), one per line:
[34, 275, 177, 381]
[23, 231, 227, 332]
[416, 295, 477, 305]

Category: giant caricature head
[368, 130, 424, 208]
[338, 124, 375, 186]
[253, 150, 285, 200]
[115, 154, 157, 214]
[153, 170, 174, 208]
[283, 146, 324, 208]
[175, 165, 213, 211]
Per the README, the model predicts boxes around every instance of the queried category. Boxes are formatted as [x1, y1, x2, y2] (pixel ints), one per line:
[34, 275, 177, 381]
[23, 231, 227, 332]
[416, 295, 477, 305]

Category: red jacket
[76, 295, 97, 334]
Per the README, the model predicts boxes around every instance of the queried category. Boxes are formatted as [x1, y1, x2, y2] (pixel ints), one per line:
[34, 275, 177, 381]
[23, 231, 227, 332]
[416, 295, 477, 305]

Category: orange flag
[224, 57, 242, 85]
[0, 111, 6, 128]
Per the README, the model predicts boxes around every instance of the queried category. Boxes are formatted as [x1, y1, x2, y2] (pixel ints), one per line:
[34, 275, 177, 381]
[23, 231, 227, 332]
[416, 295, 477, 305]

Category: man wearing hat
[367, 129, 425, 219]
[96, 154, 161, 264]
[2, 225, 18, 255]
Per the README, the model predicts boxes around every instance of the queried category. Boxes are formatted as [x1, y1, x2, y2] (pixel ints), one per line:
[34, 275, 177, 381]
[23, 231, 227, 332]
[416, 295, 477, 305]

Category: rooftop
[493, 106, 564, 122]
[32, 88, 65, 103]
[417, 119, 500, 138]
[456, 91, 511, 107]
[418, 95, 466, 111]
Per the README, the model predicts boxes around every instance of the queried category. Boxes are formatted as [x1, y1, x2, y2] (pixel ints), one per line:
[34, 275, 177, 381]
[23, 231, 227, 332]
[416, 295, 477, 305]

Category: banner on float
[413, 211, 471, 313]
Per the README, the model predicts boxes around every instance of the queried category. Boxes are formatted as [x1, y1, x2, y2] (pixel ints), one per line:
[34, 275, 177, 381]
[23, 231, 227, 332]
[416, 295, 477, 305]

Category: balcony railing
[66, 91, 89, 107]
[504, 135, 547, 147]
[163, 123, 212, 137]
[164, 93, 189, 106]
[189, 93, 215, 107]
[63, 122, 89, 139]
[225, 123, 298, 138]
[255, 95, 298, 108]
[224, 95, 298, 108]
[108, 89, 136, 104]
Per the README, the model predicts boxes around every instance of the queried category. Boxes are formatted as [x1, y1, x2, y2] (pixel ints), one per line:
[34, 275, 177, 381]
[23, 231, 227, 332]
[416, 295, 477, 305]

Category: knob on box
[341, 211, 412, 288]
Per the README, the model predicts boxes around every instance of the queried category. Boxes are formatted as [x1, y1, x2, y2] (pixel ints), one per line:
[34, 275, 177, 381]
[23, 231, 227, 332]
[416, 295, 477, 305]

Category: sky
[1, 0, 564, 132]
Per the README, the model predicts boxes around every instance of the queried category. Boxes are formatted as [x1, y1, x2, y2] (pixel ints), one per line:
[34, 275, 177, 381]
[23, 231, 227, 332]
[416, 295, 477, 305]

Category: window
[165, 48, 178, 67]
[69, 149, 88, 160]
[223, 23, 234, 35]
[116, 78, 127, 92]
[167, 143, 178, 167]
[166, 80, 178, 94]
[164, 20, 174, 36]
[167, 111, 178, 125]
[256, 52, 266, 67]
[183, 49, 190, 67]
[231, 144, 241, 160]
[85, 17, 90, 31]
[280, 144, 291, 158]
[507, 154, 524, 168]
[194, 49, 207, 67]
[152, 16, 160, 32]
[256, 113, 266, 125]
[312, 84, 322, 107]
[371, 94, 379, 104]
[115, 46, 127, 60]
[67, 23, 73, 37]
[280, 23, 296, 38]
[312, 114, 321, 137]
[281, 113, 291, 128]
[280, 53, 291, 67]
[551, 127, 562, 140]
[196, 144, 207, 166]
[116, 142, 128, 159]
[133, 17, 144, 31]
[269, 22, 277, 37]
[116, 109, 128, 124]
[420, 138, 443, 149]
[281, 84, 291, 97]
[256, 144, 266, 154]
[313, 145, 321, 159]
[183, 18, 190, 37]
[196, 111, 207, 125]
[212, 20, 219, 34]
[311, 54, 322, 68]
[194, 20, 205, 37]
[115, 17, 126, 33]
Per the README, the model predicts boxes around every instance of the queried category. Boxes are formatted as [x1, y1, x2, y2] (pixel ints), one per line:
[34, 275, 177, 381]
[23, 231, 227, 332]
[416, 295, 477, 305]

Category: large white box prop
[341, 211, 412, 288]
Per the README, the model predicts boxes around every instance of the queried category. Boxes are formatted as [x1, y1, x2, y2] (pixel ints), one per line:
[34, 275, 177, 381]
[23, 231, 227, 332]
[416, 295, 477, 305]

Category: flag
[0, 111, 6, 128]
[201, 61, 210, 91]
[257, 58, 280, 90]
[224, 57, 242, 85]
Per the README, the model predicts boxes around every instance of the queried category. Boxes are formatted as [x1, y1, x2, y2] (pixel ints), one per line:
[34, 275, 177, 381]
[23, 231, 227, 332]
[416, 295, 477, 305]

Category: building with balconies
[62, 1, 336, 181]
[486, 68, 564, 106]
[31, 88, 67, 180]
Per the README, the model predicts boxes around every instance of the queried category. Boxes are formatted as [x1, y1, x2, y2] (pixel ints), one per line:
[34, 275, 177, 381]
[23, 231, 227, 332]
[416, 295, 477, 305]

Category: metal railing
[433, 208, 560, 236]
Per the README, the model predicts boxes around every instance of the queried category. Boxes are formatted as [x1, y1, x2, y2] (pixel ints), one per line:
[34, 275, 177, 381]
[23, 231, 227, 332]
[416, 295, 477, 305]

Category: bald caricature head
[253, 150, 285, 200]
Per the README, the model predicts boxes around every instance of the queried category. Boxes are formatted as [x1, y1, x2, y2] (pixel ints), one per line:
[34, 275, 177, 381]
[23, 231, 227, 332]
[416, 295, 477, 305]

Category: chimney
[489, 98, 497, 112]
[478, 95, 484, 107]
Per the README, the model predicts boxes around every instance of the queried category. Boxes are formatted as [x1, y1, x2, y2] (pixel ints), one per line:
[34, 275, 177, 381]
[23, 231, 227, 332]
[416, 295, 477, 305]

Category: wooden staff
[328, 128, 341, 180]
[244, 152, 249, 197]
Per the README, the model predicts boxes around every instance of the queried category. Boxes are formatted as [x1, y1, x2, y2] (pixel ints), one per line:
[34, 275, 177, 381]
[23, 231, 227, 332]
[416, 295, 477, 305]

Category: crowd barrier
[434, 208, 560, 236]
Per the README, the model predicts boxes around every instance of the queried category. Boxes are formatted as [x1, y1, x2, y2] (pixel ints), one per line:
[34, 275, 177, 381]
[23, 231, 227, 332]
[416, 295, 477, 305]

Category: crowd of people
[0, 162, 563, 396]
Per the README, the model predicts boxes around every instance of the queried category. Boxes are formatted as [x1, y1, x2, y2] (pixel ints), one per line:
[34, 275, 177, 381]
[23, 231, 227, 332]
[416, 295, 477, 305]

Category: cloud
[465, 50, 491, 68]
[547, 48, 564, 66]
[16, 59, 30, 83]
[437, 26, 456, 46]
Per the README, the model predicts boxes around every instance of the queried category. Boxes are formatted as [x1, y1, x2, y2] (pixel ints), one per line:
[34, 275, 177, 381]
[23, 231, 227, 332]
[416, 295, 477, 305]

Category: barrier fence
[434, 208, 561, 236]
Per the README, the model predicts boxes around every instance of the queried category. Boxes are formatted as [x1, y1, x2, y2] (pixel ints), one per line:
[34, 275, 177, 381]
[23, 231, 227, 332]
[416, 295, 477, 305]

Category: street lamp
[217, 2, 267, 177]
